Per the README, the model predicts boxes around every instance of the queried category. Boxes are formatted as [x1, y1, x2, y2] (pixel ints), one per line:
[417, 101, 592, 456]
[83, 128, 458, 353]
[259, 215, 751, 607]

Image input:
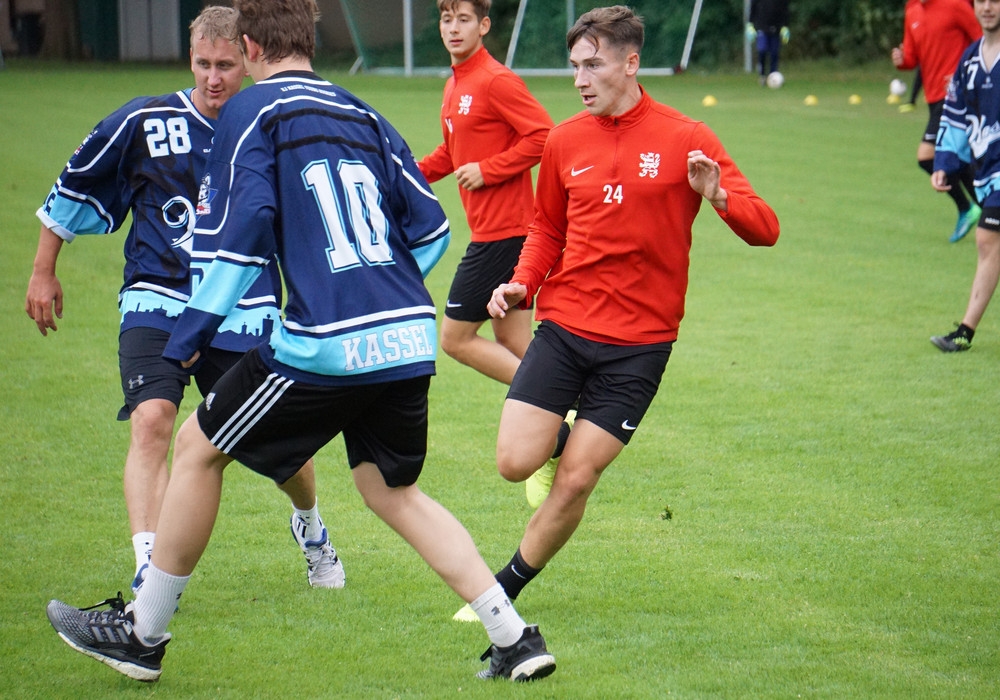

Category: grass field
[1, 58, 998, 698]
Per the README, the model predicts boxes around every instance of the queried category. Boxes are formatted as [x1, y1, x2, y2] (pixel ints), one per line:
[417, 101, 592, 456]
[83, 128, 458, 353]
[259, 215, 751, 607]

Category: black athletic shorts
[196, 347, 430, 486]
[507, 321, 672, 444]
[923, 100, 944, 144]
[117, 327, 250, 420]
[445, 236, 531, 322]
[978, 205, 1000, 232]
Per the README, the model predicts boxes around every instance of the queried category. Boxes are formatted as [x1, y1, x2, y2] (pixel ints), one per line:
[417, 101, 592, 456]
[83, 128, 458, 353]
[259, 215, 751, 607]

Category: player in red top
[482, 5, 780, 607]
[893, 0, 982, 242]
[418, 0, 553, 387]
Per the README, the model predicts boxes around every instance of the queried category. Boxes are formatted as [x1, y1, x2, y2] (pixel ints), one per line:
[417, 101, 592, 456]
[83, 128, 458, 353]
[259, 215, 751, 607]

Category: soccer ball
[890, 79, 907, 97]
[766, 71, 784, 89]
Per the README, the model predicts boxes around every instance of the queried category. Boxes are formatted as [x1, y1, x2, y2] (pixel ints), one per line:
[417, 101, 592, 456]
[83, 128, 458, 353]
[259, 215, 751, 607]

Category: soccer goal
[335, 0, 704, 76]
[505, 0, 705, 76]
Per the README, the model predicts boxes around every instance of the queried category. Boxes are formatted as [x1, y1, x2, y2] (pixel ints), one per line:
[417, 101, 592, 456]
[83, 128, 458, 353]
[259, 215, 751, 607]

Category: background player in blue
[25, 7, 341, 592]
[45, 0, 556, 685]
[931, 0, 1000, 351]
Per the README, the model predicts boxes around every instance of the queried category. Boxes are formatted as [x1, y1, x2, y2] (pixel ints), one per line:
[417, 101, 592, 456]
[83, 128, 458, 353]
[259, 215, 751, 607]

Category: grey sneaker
[477, 625, 556, 682]
[290, 514, 345, 588]
[46, 593, 169, 682]
[931, 326, 972, 352]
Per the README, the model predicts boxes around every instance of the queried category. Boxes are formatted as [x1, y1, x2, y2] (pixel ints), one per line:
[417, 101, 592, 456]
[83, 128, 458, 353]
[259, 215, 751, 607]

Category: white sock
[293, 500, 324, 544]
[132, 532, 155, 575]
[471, 582, 527, 648]
[132, 562, 188, 643]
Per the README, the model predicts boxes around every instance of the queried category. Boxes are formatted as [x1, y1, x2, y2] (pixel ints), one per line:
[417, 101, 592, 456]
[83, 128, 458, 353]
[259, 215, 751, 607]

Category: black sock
[551, 419, 571, 459]
[495, 548, 541, 601]
[921, 159, 972, 211]
[958, 323, 975, 340]
[945, 173, 971, 211]
[959, 163, 978, 208]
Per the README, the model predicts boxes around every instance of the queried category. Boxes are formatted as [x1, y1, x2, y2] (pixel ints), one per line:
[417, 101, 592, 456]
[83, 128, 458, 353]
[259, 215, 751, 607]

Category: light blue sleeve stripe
[40, 191, 114, 239]
[411, 234, 450, 279]
[188, 259, 263, 317]
[934, 120, 971, 174]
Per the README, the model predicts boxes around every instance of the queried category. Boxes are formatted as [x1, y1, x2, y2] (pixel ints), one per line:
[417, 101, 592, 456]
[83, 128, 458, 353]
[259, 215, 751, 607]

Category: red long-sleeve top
[418, 47, 553, 242]
[897, 0, 980, 103]
[512, 90, 780, 345]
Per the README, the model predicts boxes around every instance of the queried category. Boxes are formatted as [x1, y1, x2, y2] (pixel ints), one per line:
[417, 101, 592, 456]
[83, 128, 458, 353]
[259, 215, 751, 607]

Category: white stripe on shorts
[211, 372, 294, 453]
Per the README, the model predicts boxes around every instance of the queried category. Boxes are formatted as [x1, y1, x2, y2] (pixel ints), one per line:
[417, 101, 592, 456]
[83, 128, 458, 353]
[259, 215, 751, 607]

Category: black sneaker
[930, 326, 973, 352]
[46, 593, 169, 682]
[477, 625, 556, 682]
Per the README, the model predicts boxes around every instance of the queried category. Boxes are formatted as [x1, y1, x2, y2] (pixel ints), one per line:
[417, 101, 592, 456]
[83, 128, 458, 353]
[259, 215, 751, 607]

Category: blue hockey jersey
[936, 38, 1000, 203]
[37, 89, 279, 349]
[164, 72, 451, 386]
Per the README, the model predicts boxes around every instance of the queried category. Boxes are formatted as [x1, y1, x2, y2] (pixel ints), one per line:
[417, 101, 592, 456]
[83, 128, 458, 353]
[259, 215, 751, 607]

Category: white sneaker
[290, 514, 345, 589]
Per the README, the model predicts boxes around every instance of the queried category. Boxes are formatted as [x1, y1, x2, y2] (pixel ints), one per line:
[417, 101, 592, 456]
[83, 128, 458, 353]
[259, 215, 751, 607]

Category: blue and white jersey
[936, 39, 1000, 203]
[165, 71, 451, 386]
[37, 89, 279, 348]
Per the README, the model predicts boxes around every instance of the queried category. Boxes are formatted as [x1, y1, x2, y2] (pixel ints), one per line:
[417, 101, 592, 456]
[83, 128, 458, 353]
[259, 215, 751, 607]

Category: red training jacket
[418, 47, 553, 242]
[512, 89, 780, 346]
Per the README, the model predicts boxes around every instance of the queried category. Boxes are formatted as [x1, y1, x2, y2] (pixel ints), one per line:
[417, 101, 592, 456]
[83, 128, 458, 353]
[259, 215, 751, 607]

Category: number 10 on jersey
[302, 159, 393, 272]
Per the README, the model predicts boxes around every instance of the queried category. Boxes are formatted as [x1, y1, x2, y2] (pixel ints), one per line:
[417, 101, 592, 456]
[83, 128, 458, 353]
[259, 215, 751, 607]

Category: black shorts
[117, 327, 247, 420]
[196, 347, 430, 487]
[978, 205, 1000, 232]
[507, 321, 672, 444]
[924, 100, 944, 143]
[445, 237, 531, 322]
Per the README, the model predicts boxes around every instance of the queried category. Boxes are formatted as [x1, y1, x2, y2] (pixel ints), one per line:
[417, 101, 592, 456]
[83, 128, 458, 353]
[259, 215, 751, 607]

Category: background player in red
[418, 0, 552, 388]
[419, 0, 567, 516]
[483, 5, 780, 608]
[893, 0, 981, 242]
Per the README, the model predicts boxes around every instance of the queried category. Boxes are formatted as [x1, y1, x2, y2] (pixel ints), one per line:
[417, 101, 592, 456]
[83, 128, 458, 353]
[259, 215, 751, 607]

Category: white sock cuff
[470, 582, 506, 611]
[132, 532, 155, 571]
[471, 583, 526, 648]
[132, 562, 189, 643]
[293, 501, 324, 542]
[293, 499, 319, 519]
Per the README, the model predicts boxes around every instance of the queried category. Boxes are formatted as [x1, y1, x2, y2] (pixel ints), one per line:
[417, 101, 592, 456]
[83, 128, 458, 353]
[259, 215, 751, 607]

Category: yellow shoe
[452, 603, 478, 623]
[525, 458, 557, 509]
[525, 410, 576, 509]
[898, 103, 915, 113]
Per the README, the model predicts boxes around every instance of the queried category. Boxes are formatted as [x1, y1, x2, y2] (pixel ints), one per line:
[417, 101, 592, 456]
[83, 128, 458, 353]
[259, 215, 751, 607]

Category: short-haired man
[418, 0, 559, 512]
[482, 5, 779, 614]
[418, 1, 551, 385]
[930, 0, 1000, 350]
[26, 6, 339, 596]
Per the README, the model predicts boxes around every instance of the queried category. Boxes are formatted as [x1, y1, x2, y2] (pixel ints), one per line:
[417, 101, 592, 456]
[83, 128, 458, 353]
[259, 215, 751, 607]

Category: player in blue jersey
[930, 0, 1000, 351]
[45, 0, 556, 685]
[26, 7, 342, 593]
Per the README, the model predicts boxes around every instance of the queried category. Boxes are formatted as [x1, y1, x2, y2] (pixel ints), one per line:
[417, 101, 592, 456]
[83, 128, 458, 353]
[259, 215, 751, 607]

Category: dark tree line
[24, 0, 906, 64]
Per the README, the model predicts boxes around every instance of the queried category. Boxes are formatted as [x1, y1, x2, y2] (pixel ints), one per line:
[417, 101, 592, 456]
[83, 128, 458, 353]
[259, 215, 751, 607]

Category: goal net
[336, 0, 443, 74]
[506, 0, 704, 76]
[334, 0, 703, 76]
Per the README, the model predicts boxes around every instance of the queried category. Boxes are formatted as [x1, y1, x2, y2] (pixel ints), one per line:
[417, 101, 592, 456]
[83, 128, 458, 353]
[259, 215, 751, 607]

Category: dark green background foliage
[428, 0, 909, 69]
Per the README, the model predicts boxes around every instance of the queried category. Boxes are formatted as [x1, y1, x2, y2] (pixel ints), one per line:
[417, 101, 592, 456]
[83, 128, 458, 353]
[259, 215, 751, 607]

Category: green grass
[2, 59, 998, 698]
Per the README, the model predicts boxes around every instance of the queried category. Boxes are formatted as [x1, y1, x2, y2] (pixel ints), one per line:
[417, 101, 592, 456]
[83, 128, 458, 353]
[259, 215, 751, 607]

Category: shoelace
[79, 592, 127, 622]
